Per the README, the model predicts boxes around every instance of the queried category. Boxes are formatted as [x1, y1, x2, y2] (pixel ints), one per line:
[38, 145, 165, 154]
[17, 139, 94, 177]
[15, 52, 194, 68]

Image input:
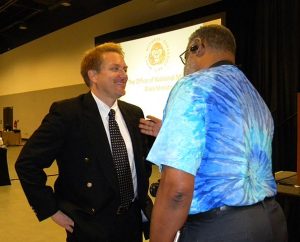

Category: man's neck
[90, 90, 117, 108]
[201, 51, 235, 69]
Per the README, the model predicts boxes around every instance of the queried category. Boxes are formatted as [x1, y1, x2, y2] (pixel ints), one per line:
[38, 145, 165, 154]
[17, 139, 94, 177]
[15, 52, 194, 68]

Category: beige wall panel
[0, 84, 88, 138]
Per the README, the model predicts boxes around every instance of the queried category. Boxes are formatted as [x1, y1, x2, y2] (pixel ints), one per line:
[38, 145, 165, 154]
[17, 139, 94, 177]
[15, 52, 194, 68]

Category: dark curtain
[224, 0, 300, 172]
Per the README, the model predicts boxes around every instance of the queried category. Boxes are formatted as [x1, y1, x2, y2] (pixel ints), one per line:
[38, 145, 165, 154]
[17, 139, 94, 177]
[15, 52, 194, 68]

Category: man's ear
[87, 70, 98, 84]
[195, 43, 205, 57]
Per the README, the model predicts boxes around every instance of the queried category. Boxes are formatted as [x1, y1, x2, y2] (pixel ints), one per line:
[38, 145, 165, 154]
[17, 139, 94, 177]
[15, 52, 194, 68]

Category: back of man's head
[189, 24, 236, 55]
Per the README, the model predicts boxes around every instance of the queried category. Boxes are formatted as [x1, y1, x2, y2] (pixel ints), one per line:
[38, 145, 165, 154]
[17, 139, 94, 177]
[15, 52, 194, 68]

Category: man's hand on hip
[51, 210, 74, 233]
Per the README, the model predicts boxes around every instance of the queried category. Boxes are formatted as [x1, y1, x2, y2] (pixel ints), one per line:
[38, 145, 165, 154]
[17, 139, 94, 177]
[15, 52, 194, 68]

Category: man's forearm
[150, 166, 194, 242]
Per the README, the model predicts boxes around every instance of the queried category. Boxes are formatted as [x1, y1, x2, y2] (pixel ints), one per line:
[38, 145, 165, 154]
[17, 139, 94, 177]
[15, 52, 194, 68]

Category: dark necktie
[108, 109, 134, 208]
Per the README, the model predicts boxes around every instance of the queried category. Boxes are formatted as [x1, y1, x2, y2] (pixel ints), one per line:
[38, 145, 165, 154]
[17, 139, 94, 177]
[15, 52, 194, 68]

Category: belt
[116, 199, 138, 215]
[188, 197, 274, 220]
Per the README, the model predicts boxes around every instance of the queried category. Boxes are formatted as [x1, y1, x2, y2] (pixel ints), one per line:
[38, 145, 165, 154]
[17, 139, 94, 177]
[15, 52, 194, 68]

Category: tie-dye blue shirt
[147, 64, 277, 214]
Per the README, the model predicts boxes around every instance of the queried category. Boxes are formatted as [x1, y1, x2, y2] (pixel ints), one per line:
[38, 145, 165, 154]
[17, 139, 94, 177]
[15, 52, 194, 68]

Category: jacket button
[86, 182, 93, 188]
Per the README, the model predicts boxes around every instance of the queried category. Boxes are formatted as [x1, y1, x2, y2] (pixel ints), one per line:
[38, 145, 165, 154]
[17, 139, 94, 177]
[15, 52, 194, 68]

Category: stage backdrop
[120, 18, 221, 118]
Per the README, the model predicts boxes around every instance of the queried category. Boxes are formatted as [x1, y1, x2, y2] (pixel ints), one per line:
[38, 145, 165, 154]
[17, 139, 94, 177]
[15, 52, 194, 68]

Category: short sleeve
[147, 76, 208, 175]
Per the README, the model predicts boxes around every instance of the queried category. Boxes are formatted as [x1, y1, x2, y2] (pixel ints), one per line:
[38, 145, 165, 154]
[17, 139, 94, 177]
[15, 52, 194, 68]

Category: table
[0, 147, 11, 186]
[275, 171, 300, 242]
[1, 130, 21, 146]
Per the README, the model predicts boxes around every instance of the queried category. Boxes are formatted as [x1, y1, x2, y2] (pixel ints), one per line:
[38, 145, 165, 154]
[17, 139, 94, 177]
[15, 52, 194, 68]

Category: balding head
[183, 24, 236, 75]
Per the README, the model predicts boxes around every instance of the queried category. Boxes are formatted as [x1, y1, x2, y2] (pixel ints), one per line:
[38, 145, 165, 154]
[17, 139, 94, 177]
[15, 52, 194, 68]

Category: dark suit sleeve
[15, 102, 67, 221]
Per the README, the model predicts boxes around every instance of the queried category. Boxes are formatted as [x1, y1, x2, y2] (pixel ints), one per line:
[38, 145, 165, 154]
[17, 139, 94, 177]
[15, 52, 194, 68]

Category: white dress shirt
[91, 92, 138, 199]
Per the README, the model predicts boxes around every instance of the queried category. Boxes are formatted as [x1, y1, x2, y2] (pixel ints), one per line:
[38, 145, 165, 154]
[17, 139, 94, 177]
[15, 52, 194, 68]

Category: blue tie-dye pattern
[147, 65, 277, 214]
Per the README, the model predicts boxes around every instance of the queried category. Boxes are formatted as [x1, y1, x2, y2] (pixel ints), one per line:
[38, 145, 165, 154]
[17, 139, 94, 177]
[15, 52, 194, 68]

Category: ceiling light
[60, 1, 71, 7]
[19, 23, 28, 30]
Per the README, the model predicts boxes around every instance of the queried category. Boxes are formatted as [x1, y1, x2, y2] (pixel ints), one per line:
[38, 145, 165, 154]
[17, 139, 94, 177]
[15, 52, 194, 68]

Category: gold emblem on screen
[146, 39, 169, 70]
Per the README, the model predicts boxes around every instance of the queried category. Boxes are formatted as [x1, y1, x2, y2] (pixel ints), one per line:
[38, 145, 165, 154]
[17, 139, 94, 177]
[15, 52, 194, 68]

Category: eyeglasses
[179, 44, 199, 65]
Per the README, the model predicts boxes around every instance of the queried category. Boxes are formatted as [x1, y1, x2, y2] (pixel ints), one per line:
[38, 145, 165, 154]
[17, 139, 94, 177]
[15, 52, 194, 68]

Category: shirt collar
[91, 92, 119, 118]
[210, 60, 234, 68]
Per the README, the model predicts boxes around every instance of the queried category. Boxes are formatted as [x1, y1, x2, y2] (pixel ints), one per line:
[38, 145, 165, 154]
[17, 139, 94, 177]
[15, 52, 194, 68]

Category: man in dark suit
[15, 42, 153, 242]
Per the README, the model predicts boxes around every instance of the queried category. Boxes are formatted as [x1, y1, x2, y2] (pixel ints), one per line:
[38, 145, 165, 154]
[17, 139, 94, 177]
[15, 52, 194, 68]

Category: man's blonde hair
[80, 42, 124, 87]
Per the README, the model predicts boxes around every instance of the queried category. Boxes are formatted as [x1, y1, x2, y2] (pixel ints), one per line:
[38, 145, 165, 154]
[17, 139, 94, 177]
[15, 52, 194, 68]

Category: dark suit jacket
[15, 92, 153, 241]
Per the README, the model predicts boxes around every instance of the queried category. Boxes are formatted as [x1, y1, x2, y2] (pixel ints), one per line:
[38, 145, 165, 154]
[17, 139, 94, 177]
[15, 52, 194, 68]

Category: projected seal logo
[146, 39, 169, 70]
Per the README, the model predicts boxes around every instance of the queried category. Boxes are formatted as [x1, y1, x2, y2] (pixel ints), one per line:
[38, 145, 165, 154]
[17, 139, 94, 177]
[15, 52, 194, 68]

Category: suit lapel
[82, 92, 119, 191]
[118, 101, 139, 163]
[118, 101, 146, 195]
